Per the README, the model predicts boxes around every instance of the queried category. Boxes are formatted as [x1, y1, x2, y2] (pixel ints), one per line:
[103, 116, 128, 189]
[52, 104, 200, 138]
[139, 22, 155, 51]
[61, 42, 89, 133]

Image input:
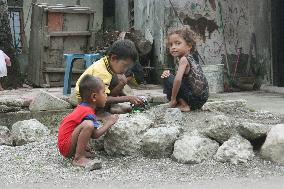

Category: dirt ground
[1, 88, 284, 188]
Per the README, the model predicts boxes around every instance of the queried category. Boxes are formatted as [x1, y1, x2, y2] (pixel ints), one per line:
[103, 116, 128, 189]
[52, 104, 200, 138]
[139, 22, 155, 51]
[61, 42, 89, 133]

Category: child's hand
[128, 96, 143, 105]
[169, 99, 177, 108]
[105, 114, 119, 126]
[161, 70, 170, 79]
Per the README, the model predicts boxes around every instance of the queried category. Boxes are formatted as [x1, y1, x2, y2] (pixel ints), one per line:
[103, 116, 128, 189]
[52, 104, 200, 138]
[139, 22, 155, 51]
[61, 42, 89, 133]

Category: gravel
[0, 135, 284, 186]
[0, 104, 284, 186]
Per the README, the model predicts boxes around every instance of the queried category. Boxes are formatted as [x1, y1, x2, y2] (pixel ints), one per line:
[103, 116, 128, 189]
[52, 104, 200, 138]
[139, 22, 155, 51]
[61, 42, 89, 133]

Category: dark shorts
[163, 74, 208, 110]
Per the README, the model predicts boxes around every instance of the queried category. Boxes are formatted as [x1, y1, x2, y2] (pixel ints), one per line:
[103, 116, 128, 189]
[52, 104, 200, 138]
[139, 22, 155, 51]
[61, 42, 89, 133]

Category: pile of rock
[102, 100, 284, 165]
[0, 98, 283, 167]
[0, 119, 50, 147]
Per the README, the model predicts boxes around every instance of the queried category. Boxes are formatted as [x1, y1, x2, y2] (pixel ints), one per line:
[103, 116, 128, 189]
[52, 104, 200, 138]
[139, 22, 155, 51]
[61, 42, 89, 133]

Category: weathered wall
[134, 0, 166, 82]
[115, 0, 129, 31]
[166, 0, 272, 84]
[23, 0, 103, 48]
[115, 0, 167, 83]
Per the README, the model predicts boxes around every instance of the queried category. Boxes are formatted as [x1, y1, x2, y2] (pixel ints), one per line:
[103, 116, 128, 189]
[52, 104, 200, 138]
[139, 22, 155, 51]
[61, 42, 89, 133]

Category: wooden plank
[43, 67, 85, 74]
[47, 12, 63, 32]
[45, 8, 93, 14]
[63, 13, 89, 31]
[49, 31, 91, 36]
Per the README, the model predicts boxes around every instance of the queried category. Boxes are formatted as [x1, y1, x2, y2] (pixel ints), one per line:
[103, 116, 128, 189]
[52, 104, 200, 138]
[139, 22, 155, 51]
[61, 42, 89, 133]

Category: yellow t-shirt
[75, 56, 114, 101]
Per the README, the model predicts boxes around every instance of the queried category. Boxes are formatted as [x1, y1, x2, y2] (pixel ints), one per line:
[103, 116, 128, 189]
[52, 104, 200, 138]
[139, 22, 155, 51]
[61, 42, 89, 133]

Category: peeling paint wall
[115, 0, 167, 82]
[166, 0, 272, 84]
[134, 0, 166, 68]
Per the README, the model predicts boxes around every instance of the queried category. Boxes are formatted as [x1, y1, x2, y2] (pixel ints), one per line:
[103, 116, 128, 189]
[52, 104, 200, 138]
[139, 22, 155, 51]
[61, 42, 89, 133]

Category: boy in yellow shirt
[75, 39, 143, 114]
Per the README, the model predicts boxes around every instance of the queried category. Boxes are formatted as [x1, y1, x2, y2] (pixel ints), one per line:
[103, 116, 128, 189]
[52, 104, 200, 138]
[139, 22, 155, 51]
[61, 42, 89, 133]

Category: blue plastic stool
[63, 53, 102, 95]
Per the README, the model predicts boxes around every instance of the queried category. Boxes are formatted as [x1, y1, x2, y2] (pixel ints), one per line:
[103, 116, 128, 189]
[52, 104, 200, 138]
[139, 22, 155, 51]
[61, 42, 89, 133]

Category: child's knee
[81, 121, 95, 132]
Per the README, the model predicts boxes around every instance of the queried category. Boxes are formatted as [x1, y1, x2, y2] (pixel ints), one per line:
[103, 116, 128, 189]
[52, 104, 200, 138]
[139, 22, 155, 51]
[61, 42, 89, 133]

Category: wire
[168, 0, 184, 26]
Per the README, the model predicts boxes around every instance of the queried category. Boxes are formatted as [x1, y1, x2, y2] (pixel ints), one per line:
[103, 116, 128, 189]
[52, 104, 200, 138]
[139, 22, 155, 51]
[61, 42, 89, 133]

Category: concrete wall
[115, 0, 167, 82]
[23, 0, 103, 48]
[166, 0, 272, 84]
[115, 0, 129, 31]
[134, 0, 166, 81]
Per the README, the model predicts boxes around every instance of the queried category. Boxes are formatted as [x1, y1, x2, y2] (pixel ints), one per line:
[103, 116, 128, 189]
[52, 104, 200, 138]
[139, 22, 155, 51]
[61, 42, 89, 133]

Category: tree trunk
[0, 0, 22, 88]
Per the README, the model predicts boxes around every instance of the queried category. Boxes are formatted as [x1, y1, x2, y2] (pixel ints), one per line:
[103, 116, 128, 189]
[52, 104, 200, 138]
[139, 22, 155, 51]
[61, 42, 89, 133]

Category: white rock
[164, 108, 183, 125]
[29, 90, 71, 111]
[215, 135, 254, 164]
[172, 134, 219, 164]
[11, 119, 50, 146]
[142, 126, 180, 158]
[260, 124, 284, 164]
[237, 122, 272, 141]
[104, 114, 153, 156]
[67, 91, 79, 107]
[203, 99, 247, 113]
[0, 126, 13, 146]
[203, 115, 235, 143]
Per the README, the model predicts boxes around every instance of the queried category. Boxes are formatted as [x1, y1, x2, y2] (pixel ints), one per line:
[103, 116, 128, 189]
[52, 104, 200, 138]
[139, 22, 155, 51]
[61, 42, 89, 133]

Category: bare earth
[1, 90, 284, 188]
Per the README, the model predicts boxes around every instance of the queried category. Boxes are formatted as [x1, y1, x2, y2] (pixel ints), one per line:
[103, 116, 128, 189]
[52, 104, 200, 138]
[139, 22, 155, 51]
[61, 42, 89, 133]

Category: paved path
[213, 91, 284, 115]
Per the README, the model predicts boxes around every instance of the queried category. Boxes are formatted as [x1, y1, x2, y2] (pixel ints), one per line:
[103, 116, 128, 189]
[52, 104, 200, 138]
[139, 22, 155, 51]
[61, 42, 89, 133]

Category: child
[75, 39, 143, 114]
[161, 26, 209, 112]
[0, 50, 12, 91]
[58, 75, 119, 170]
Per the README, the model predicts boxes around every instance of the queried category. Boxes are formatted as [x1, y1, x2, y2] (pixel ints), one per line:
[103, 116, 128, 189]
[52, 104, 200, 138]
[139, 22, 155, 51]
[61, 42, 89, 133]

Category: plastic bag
[0, 50, 8, 78]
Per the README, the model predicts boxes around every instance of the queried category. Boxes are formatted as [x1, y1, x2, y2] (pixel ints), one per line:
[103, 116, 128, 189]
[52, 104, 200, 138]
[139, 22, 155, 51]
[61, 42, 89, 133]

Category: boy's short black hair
[79, 75, 103, 100]
[107, 39, 138, 62]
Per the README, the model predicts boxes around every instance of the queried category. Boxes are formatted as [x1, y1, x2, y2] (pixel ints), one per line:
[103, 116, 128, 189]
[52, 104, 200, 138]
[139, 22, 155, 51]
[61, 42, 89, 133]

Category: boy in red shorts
[58, 75, 118, 170]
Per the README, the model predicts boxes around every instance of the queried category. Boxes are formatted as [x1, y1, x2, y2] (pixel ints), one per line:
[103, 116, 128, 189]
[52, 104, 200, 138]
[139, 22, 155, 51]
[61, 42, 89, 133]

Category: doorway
[271, 0, 284, 86]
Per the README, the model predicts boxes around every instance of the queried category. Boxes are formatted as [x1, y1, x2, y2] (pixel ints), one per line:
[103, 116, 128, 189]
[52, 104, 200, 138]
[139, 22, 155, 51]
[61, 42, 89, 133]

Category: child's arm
[92, 114, 119, 139]
[107, 95, 142, 105]
[170, 57, 189, 107]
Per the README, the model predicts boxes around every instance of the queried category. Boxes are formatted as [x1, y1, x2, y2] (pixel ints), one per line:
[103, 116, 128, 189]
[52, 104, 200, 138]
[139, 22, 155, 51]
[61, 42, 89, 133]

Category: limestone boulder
[142, 126, 180, 158]
[237, 122, 272, 141]
[172, 134, 219, 164]
[164, 108, 183, 125]
[260, 124, 284, 164]
[203, 115, 235, 143]
[104, 114, 153, 156]
[0, 126, 13, 146]
[203, 99, 247, 113]
[215, 135, 254, 164]
[29, 90, 71, 111]
[11, 119, 50, 146]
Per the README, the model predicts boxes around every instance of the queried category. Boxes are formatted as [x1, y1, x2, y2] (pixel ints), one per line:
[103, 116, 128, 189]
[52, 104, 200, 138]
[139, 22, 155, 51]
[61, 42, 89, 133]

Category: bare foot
[177, 104, 191, 112]
[177, 99, 191, 112]
[85, 151, 95, 158]
[72, 157, 92, 168]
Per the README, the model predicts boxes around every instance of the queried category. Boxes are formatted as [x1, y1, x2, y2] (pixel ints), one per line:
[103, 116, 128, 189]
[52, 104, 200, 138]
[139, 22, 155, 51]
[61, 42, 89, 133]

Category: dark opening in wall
[103, 0, 115, 31]
[271, 0, 284, 86]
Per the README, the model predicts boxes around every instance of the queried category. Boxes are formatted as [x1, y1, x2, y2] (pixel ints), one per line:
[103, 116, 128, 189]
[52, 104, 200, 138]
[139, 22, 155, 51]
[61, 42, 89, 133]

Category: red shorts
[58, 136, 72, 158]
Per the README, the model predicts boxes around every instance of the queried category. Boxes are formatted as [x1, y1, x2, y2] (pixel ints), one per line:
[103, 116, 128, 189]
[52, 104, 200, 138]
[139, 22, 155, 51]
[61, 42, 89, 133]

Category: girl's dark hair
[167, 25, 196, 53]
[167, 25, 199, 62]
[107, 39, 138, 62]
